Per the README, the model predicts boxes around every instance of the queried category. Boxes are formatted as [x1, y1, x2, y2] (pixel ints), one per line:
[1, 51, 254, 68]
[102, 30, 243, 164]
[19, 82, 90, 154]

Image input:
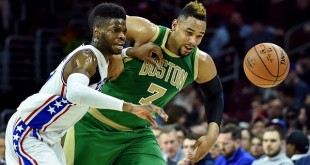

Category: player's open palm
[129, 104, 168, 128]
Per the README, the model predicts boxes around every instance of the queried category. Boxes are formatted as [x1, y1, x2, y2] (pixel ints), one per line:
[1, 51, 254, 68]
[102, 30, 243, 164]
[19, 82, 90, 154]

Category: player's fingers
[149, 104, 168, 121]
[147, 57, 160, 68]
[151, 47, 164, 65]
[147, 115, 158, 128]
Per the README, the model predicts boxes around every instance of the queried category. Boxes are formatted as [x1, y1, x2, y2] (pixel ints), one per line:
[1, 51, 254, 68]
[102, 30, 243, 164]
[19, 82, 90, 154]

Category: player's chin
[111, 45, 123, 54]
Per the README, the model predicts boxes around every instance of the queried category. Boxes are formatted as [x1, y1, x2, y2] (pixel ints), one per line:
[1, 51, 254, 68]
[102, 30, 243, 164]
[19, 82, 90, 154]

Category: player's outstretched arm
[189, 51, 224, 162]
[63, 50, 168, 127]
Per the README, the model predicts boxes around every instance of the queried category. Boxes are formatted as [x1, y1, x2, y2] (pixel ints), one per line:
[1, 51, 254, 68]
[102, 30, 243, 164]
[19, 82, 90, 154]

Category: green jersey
[98, 26, 199, 129]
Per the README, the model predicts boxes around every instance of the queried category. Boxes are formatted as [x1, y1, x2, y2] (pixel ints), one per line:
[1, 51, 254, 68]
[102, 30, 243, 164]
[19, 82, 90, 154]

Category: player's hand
[177, 157, 191, 165]
[188, 135, 215, 162]
[126, 103, 168, 128]
[127, 42, 164, 68]
[107, 55, 124, 81]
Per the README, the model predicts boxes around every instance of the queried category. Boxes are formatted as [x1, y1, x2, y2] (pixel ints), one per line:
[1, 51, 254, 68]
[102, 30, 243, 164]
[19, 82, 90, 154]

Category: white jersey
[5, 43, 108, 165]
[17, 44, 108, 134]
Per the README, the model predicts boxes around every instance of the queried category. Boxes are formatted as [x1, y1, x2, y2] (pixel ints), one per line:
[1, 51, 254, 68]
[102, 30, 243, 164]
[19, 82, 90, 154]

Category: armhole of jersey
[149, 26, 160, 42]
[61, 47, 96, 85]
[194, 49, 200, 80]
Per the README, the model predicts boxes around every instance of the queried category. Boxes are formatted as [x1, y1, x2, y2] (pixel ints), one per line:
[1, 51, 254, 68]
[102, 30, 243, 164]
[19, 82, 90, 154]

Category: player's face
[263, 131, 282, 158]
[218, 133, 237, 158]
[97, 18, 126, 54]
[172, 17, 206, 56]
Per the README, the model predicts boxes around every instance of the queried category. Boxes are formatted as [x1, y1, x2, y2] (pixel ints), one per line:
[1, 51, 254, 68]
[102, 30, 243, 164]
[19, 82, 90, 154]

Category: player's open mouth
[114, 43, 124, 50]
[184, 45, 193, 53]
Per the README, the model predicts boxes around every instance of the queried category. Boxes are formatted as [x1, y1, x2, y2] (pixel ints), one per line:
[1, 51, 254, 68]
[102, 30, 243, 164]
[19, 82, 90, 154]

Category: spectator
[159, 125, 185, 165]
[210, 141, 225, 165]
[297, 105, 310, 135]
[216, 124, 255, 165]
[166, 105, 188, 127]
[250, 117, 266, 136]
[266, 98, 284, 120]
[249, 135, 264, 160]
[252, 125, 294, 165]
[284, 106, 300, 133]
[241, 128, 251, 152]
[286, 130, 309, 163]
[295, 154, 310, 165]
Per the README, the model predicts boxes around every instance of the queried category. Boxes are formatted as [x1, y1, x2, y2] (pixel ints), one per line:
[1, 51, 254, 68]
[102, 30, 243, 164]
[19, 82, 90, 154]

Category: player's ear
[93, 27, 99, 37]
[171, 19, 178, 31]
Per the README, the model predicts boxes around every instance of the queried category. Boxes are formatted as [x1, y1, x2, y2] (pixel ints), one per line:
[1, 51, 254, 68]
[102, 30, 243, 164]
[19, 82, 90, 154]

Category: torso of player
[99, 26, 199, 129]
[17, 43, 108, 134]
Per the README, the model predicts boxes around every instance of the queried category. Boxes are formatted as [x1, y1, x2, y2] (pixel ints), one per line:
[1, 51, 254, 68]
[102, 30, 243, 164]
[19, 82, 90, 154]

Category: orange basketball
[243, 43, 290, 88]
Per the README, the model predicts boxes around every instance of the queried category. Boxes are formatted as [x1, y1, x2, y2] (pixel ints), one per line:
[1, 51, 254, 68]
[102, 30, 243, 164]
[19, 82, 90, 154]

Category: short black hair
[220, 123, 241, 140]
[88, 3, 126, 30]
[178, 1, 206, 21]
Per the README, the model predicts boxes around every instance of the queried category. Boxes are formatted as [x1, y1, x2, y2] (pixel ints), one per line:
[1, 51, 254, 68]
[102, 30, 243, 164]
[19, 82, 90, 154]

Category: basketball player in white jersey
[5, 3, 167, 165]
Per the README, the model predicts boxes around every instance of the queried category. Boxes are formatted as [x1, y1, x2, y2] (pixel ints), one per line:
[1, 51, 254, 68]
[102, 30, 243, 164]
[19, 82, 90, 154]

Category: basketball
[243, 43, 290, 88]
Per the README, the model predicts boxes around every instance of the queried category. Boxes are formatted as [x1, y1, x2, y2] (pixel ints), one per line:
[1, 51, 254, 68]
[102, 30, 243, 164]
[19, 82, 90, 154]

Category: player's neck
[166, 31, 178, 55]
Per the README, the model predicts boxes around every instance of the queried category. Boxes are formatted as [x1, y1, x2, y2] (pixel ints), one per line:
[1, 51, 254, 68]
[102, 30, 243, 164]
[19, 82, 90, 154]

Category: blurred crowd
[0, 0, 310, 164]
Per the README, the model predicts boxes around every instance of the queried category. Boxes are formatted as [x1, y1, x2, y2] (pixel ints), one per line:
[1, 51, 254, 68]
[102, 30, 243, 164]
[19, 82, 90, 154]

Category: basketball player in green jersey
[64, 1, 223, 164]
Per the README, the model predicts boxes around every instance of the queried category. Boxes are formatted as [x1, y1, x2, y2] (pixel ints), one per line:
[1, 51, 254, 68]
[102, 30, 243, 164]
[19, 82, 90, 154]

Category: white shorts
[5, 113, 66, 165]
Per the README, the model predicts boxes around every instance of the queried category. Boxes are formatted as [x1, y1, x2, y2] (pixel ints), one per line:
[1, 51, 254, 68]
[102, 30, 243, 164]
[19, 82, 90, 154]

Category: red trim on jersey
[42, 105, 72, 132]
[23, 95, 57, 123]
[60, 83, 66, 97]
[19, 128, 39, 165]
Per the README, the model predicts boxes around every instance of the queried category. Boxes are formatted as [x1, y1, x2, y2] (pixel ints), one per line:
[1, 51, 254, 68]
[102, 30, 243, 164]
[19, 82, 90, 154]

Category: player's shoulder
[197, 49, 214, 62]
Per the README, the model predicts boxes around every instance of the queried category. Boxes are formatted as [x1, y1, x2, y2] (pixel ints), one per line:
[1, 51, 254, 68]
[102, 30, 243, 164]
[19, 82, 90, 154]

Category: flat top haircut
[88, 2, 126, 30]
[178, 0, 206, 21]
[220, 123, 242, 140]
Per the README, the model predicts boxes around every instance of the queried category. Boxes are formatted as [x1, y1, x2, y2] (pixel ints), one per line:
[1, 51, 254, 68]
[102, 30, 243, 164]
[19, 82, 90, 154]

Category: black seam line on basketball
[245, 58, 282, 81]
[274, 50, 289, 77]
[253, 44, 277, 84]
[270, 44, 280, 85]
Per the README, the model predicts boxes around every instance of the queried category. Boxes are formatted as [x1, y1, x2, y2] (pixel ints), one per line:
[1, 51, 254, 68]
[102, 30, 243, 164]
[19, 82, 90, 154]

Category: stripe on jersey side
[12, 120, 38, 165]
[24, 96, 72, 130]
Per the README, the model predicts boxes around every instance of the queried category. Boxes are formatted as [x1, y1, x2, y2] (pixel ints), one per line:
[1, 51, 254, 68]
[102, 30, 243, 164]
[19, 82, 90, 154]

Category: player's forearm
[198, 75, 224, 126]
[205, 122, 220, 141]
[66, 73, 124, 111]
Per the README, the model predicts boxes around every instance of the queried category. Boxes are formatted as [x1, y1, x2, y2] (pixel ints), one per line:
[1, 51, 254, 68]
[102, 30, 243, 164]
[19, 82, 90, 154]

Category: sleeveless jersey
[98, 26, 199, 129]
[16, 43, 108, 138]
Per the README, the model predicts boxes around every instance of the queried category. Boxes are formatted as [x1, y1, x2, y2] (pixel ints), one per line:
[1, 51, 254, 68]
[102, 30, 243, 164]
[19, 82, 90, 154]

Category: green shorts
[64, 112, 166, 165]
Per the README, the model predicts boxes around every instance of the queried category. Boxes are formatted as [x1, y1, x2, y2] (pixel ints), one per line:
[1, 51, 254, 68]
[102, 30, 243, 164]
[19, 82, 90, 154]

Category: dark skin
[62, 18, 168, 127]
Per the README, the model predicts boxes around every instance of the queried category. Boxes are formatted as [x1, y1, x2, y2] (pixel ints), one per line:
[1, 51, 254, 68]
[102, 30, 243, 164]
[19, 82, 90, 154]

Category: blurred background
[0, 0, 310, 164]
[0, 0, 309, 139]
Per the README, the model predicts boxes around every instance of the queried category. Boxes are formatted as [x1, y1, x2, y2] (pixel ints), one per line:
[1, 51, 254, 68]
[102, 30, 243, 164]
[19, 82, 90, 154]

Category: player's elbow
[66, 87, 83, 104]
